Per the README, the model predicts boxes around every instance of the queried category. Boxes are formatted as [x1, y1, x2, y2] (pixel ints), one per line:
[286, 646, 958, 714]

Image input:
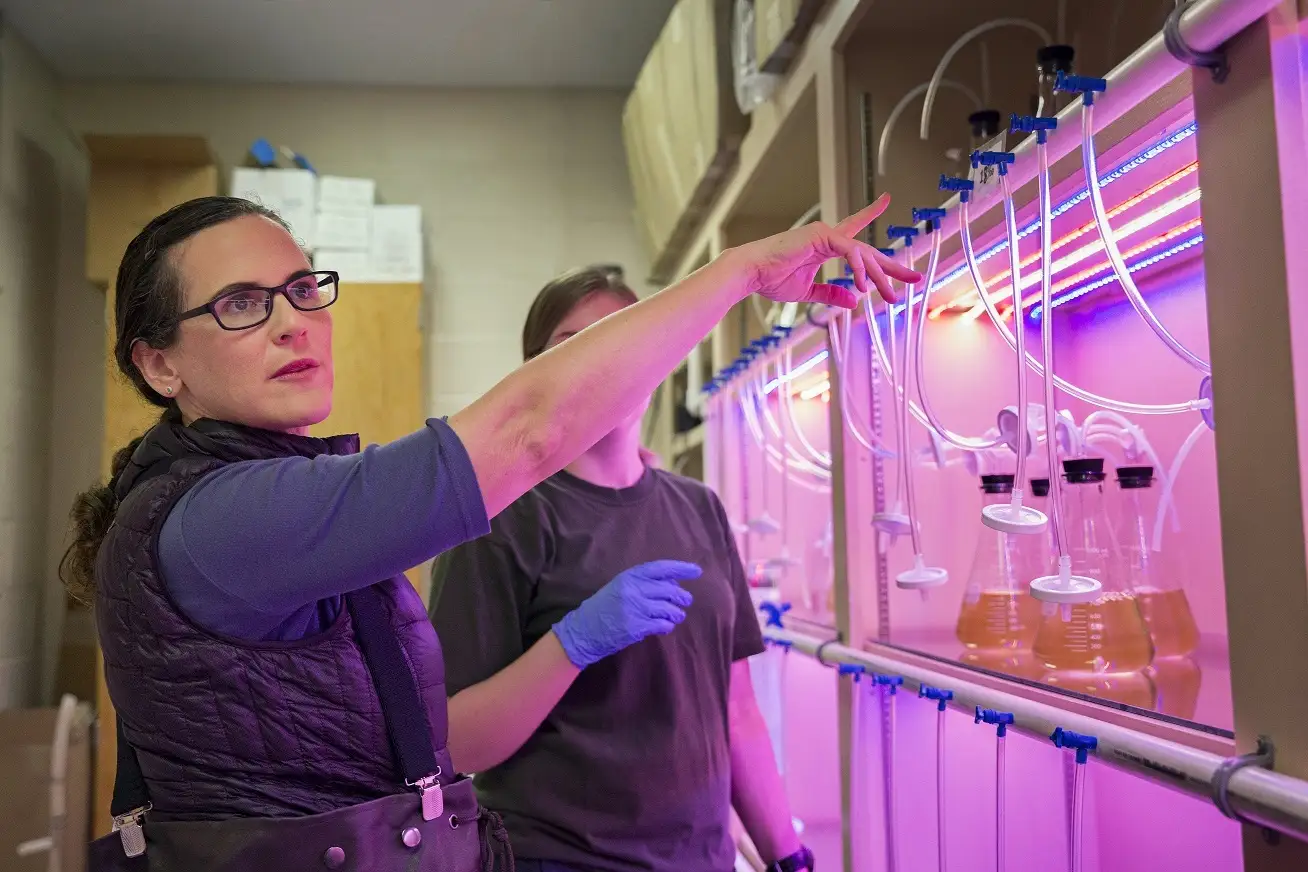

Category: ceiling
[0, 0, 678, 88]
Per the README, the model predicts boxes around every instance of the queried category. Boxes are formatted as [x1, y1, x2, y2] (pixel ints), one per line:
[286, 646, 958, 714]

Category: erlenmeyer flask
[1032, 458, 1154, 673]
[956, 475, 1041, 650]
[1115, 466, 1199, 657]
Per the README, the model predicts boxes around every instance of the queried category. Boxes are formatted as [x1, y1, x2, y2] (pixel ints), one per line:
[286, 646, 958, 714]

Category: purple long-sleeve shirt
[159, 417, 490, 641]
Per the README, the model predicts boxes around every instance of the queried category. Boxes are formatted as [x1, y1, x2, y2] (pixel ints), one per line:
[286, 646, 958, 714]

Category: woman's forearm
[446, 631, 581, 774]
[449, 256, 745, 518]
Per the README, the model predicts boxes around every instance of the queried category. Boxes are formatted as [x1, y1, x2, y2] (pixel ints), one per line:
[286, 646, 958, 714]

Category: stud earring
[165, 386, 174, 396]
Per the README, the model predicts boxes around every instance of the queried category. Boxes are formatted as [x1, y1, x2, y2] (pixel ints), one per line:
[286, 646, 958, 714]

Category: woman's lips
[272, 359, 319, 379]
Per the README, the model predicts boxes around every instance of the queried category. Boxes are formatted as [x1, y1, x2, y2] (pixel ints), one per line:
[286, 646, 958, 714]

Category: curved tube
[877, 79, 983, 177]
[739, 384, 833, 489]
[920, 19, 1053, 141]
[755, 364, 832, 475]
[960, 197, 1206, 416]
[1152, 420, 1208, 553]
[914, 229, 1005, 450]
[830, 311, 897, 458]
[781, 344, 835, 467]
[1026, 143, 1072, 568]
[1082, 102, 1211, 374]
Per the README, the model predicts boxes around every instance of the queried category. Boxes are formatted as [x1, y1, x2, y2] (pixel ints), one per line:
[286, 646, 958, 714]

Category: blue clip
[764, 638, 794, 652]
[1009, 114, 1059, 144]
[918, 685, 954, 711]
[974, 707, 1016, 737]
[938, 175, 975, 203]
[875, 247, 897, 257]
[885, 225, 920, 242]
[759, 602, 792, 629]
[973, 151, 1016, 176]
[1051, 727, 1099, 764]
[911, 207, 947, 231]
[1054, 71, 1108, 105]
[837, 664, 866, 682]
[774, 324, 794, 338]
[873, 674, 904, 695]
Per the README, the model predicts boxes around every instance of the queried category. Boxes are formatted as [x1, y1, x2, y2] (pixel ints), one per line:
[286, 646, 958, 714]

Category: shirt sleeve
[712, 493, 765, 662]
[429, 534, 533, 696]
[160, 417, 491, 632]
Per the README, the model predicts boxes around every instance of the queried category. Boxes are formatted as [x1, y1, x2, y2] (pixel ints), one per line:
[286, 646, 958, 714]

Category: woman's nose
[268, 294, 311, 343]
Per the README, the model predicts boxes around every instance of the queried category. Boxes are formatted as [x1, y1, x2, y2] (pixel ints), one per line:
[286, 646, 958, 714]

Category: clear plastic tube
[755, 364, 833, 476]
[936, 707, 949, 872]
[959, 197, 1206, 416]
[996, 735, 1007, 872]
[1081, 101, 1211, 374]
[882, 688, 900, 872]
[914, 228, 1005, 451]
[1152, 420, 1209, 553]
[1026, 144, 1072, 572]
[1071, 761, 1087, 872]
[898, 244, 926, 557]
[830, 313, 896, 458]
[877, 79, 984, 177]
[782, 344, 836, 467]
[919, 18, 1053, 141]
[738, 384, 833, 491]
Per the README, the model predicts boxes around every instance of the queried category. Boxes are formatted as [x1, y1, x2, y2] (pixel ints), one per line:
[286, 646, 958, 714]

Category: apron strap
[345, 586, 442, 785]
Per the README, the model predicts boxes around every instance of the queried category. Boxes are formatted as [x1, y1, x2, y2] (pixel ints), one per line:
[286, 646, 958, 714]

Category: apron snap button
[402, 827, 422, 848]
[322, 846, 346, 868]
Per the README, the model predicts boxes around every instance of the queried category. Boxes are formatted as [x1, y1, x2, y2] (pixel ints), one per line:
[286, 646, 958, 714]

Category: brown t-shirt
[429, 468, 765, 872]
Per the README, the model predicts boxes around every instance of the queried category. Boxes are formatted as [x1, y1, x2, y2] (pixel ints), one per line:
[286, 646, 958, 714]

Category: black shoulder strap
[111, 586, 441, 817]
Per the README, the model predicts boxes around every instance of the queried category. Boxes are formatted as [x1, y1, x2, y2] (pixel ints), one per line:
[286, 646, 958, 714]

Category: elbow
[513, 386, 566, 482]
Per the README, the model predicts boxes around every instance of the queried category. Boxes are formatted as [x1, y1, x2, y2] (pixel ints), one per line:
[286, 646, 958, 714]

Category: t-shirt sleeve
[711, 493, 765, 662]
[160, 417, 491, 634]
[429, 534, 533, 696]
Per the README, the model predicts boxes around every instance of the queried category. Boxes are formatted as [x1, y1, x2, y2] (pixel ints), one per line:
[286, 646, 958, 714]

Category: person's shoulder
[484, 480, 557, 541]
[649, 469, 728, 519]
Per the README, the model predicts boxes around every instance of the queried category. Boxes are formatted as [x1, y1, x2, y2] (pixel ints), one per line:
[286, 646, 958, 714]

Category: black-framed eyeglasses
[177, 270, 340, 331]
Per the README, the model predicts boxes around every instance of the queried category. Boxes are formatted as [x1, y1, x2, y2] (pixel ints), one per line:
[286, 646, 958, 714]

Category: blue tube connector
[1054, 71, 1108, 105]
[939, 175, 975, 202]
[837, 664, 866, 682]
[759, 602, 793, 629]
[765, 638, 794, 652]
[876, 247, 897, 257]
[873, 674, 904, 695]
[911, 207, 947, 232]
[918, 685, 954, 711]
[885, 225, 920, 243]
[972, 150, 1016, 176]
[1051, 727, 1099, 764]
[975, 707, 1016, 737]
[1010, 114, 1059, 144]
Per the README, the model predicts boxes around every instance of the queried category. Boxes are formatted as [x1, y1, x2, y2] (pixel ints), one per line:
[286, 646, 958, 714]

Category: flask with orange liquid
[1032, 458, 1154, 673]
[1114, 466, 1199, 657]
[956, 475, 1041, 651]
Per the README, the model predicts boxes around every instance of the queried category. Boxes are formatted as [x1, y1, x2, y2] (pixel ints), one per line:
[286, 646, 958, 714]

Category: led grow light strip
[1008, 217, 1205, 317]
[800, 378, 833, 401]
[928, 162, 1199, 318]
[966, 186, 1201, 316]
[1029, 232, 1205, 320]
[921, 122, 1198, 298]
[763, 350, 829, 394]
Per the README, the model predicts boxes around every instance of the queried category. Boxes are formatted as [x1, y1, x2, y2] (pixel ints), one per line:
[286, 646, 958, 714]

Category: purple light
[1029, 233, 1206, 321]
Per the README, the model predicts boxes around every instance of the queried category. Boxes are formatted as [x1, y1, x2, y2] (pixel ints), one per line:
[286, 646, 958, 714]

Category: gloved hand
[553, 560, 700, 669]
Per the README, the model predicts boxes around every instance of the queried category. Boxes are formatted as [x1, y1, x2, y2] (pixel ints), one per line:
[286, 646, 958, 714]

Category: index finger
[834, 192, 891, 239]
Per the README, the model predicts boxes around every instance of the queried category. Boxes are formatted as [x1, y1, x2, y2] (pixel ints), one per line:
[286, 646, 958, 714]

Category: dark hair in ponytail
[60, 196, 288, 603]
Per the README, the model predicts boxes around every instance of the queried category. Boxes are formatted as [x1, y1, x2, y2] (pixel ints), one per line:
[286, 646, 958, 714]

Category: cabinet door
[308, 282, 427, 595]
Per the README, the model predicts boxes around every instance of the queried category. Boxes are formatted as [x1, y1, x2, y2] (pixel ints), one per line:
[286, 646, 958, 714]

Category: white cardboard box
[367, 205, 424, 283]
[318, 176, 376, 210]
[313, 248, 376, 283]
[230, 168, 318, 249]
[315, 207, 372, 252]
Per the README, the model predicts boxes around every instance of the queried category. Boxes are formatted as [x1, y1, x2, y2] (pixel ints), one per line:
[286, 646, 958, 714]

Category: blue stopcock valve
[1010, 114, 1059, 144]
[912, 207, 947, 231]
[885, 225, 920, 243]
[837, 664, 866, 682]
[759, 601, 792, 629]
[975, 707, 1016, 737]
[873, 674, 904, 695]
[1051, 727, 1099, 764]
[939, 176, 975, 202]
[973, 150, 1017, 176]
[876, 247, 897, 257]
[918, 685, 955, 711]
[1054, 71, 1108, 104]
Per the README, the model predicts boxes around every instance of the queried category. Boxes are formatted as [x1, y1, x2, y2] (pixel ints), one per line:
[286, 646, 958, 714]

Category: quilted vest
[95, 410, 456, 820]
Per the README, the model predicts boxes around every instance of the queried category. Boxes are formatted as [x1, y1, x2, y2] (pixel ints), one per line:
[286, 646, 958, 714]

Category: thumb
[807, 282, 858, 310]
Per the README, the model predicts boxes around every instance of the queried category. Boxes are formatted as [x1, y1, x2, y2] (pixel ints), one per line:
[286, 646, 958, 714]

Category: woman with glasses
[65, 194, 914, 871]
[429, 266, 809, 872]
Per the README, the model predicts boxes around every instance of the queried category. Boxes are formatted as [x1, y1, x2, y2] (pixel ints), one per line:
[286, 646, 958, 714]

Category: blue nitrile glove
[552, 560, 700, 669]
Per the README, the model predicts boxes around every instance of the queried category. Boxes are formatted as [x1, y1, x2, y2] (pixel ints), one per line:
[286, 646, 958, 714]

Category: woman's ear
[131, 339, 181, 397]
